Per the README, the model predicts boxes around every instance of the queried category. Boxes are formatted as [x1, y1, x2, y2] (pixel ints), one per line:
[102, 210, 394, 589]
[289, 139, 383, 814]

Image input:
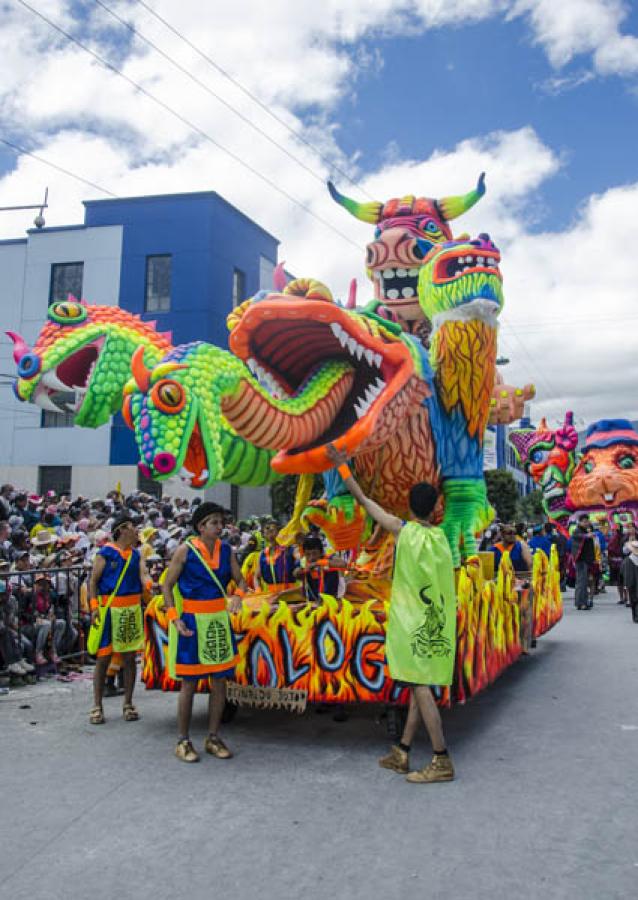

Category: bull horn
[437, 172, 486, 222]
[538, 416, 549, 430]
[273, 262, 288, 292]
[346, 279, 357, 309]
[327, 181, 382, 224]
[131, 346, 152, 393]
[6, 331, 31, 364]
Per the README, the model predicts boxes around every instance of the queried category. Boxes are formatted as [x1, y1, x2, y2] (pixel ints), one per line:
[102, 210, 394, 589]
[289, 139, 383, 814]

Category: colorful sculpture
[328, 174, 486, 329]
[567, 419, 638, 523]
[8, 297, 172, 427]
[508, 411, 579, 532]
[123, 342, 281, 489]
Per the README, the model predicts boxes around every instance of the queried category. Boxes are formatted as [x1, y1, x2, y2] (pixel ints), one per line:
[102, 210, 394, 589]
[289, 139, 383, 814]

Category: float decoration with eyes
[567, 419, 638, 526]
[7, 296, 173, 428]
[509, 411, 578, 533]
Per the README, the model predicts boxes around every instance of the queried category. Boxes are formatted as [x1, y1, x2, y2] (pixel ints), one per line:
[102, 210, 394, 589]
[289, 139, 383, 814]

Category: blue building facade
[83, 191, 279, 468]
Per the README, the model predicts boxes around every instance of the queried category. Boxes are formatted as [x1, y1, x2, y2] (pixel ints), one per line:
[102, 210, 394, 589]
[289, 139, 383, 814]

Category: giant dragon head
[567, 419, 638, 521]
[509, 412, 578, 524]
[8, 297, 172, 428]
[123, 342, 246, 490]
[226, 277, 431, 474]
[328, 173, 485, 327]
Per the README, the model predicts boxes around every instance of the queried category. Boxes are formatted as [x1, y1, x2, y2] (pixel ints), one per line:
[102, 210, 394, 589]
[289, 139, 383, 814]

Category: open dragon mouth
[228, 299, 417, 470]
[178, 421, 210, 489]
[30, 337, 105, 414]
[372, 266, 420, 305]
[434, 247, 501, 284]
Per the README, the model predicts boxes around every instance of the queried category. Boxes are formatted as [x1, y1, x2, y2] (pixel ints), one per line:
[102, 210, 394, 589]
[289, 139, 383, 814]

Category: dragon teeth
[364, 348, 374, 366]
[373, 353, 382, 368]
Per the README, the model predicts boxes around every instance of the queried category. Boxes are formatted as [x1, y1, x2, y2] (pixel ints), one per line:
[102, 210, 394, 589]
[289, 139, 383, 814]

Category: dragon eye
[17, 352, 41, 380]
[530, 449, 548, 464]
[151, 379, 185, 414]
[48, 302, 87, 325]
[618, 454, 635, 470]
[422, 220, 441, 235]
[583, 459, 594, 474]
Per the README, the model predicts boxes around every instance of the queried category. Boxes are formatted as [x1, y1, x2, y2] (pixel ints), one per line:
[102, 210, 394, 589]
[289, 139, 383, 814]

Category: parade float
[509, 415, 638, 531]
[8, 174, 562, 713]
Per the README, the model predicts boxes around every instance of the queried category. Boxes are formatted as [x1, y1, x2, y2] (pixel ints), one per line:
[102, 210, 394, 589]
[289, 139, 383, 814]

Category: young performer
[89, 514, 148, 725]
[293, 535, 346, 603]
[327, 444, 457, 784]
[257, 518, 297, 593]
[162, 502, 248, 763]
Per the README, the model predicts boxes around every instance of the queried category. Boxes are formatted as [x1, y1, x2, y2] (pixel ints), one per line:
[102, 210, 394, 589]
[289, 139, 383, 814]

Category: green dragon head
[8, 297, 173, 428]
[125, 341, 309, 489]
[418, 235, 504, 326]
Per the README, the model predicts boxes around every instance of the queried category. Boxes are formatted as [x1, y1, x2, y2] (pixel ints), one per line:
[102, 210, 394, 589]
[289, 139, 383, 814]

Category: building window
[259, 256, 275, 292]
[145, 255, 172, 312]
[41, 409, 75, 429]
[49, 262, 84, 305]
[39, 465, 71, 496]
[232, 268, 246, 308]
[137, 468, 162, 499]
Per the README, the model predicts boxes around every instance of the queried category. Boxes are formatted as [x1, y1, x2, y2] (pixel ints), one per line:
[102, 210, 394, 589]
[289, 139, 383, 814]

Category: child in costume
[293, 535, 346, 604]
[327, 444, 456, 784]
[257, 518, 297, 594]
[162, 502, 248, 763]
[88, 513, 148, 725]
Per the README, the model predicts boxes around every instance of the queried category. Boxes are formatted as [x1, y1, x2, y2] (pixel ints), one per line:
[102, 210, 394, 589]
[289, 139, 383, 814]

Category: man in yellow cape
[327, 445, 456, 784]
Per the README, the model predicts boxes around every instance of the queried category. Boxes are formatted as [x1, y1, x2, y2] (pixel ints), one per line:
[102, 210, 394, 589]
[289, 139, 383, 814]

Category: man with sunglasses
[88, 514, 148, 726]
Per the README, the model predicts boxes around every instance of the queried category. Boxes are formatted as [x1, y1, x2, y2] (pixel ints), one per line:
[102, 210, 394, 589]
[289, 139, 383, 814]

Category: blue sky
[1, 0, 638, 423]
[333, 16, 638, 233]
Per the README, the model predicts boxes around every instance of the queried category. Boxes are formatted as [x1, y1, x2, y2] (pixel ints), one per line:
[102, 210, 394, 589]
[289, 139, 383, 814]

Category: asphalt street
[1, 590, 637, 900]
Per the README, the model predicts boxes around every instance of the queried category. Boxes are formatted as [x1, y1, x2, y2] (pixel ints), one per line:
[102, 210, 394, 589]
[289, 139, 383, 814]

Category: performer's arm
[139, 557, 151, 604]
[228, 552, 248, 614]
[162, 544, 193, 637]
[88, 554, 106, 626]
[327, 444, 403, 536]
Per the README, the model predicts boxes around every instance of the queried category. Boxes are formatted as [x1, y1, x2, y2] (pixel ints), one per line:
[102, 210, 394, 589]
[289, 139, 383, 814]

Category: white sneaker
[20, 659, 35, 673]
[8, 662, 27, 676]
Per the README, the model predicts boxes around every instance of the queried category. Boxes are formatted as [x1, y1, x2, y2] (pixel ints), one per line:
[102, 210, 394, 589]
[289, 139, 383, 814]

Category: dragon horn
[6, 331, 31, 363]
[437, 172, 486, 222]
[131, 346, 152, 393]
[273, 262, 288, 292]
[346, 279, 357, 309]
[327, 181, 383, 224]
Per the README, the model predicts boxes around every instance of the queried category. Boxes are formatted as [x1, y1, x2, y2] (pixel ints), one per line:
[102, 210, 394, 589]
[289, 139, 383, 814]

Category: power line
[0, 137, 117, 197]
[132, 0, 374, 199]
[14, 0, 364, 252]
[95, 0, 334, 190]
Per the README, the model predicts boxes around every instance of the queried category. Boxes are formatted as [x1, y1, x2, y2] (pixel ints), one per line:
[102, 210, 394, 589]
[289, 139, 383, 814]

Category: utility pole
[0, 187, 48, 228]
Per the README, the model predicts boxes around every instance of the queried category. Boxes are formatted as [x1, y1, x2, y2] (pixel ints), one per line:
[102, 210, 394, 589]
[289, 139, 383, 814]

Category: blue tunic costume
[96, 544, 143, 656]
[174, 538, 238, 680]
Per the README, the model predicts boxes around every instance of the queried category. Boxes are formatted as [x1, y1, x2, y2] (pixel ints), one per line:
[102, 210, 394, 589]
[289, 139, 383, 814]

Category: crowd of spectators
[0, 483, 275, 682]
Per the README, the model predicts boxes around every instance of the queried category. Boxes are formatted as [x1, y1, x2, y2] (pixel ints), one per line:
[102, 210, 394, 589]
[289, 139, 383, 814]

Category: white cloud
[510, 0, 638, 76]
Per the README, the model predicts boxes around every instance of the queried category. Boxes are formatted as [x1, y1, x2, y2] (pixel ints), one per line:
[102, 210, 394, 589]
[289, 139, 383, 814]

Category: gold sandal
[89, 705, 105, 725]
[122, 703, 140, 722]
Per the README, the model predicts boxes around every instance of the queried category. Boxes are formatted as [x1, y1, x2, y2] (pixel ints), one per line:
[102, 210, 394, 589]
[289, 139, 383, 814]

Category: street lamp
[496, 356, 510, 366]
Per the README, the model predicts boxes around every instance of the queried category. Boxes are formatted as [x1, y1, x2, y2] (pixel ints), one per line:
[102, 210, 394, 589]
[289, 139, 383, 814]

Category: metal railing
[0, 565, 89, 674]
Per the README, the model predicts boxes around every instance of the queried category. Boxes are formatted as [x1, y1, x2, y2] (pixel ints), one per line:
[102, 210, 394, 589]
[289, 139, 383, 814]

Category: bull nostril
[17, 353, 41, 380]
[153, 452, 176, 475]
[366, 247, 374, 265]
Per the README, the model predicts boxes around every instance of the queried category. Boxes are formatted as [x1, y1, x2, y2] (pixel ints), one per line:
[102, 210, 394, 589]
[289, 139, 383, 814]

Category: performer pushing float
[88, 513, 148, 725]
[162, 502, 248, 763]
[327, 444, 456, 784]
